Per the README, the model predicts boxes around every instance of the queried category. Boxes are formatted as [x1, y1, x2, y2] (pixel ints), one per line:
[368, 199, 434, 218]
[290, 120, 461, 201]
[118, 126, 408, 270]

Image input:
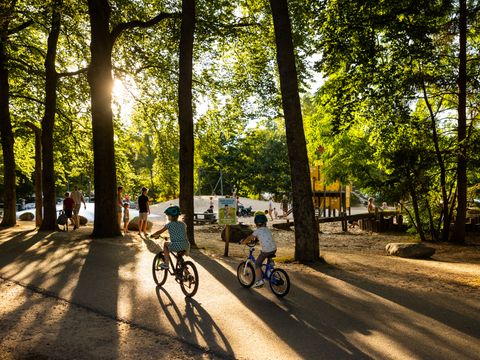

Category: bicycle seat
[176, 250, 186, 257]
[267, 254, 276, 259]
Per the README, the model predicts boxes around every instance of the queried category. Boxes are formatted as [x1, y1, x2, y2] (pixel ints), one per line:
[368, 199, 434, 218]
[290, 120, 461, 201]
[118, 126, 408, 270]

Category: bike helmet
[164, 205, 181, 217]
[254, 212, 268, 225]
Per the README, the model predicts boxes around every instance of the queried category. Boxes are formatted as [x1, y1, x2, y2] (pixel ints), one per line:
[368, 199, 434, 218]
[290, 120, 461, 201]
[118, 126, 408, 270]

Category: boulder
[221, 224, 253, 243]
[79, 215, 88, 226]
[385, 243, 435, 259]
[128, 216, 154, 231]
[19, 212, 34, 221]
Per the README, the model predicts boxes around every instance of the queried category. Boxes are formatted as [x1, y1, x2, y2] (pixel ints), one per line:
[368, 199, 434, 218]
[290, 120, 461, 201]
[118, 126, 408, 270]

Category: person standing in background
[63, 192, 75, 232]
[137, 187, 150, 236]
[117, 186, 124, 229]
[70, 186, 86, 230]
[123, 202, 130, 234]
[268, 198, 274, 221]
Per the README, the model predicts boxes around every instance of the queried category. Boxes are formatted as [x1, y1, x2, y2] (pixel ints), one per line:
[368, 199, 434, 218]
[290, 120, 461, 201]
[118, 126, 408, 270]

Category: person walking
[137, 187, 150, 236]
[70, 186, 86, 230]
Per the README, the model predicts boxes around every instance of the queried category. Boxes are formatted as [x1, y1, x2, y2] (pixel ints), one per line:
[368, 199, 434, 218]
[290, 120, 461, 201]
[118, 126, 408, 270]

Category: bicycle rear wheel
[152, 252, 168, 286]
[237, 261, 255, 288]
[179, 261, 199, 297]
[269, 268, 290, 297]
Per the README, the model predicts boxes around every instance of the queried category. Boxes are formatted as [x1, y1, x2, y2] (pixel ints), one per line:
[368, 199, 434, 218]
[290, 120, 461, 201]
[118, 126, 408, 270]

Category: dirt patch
[194, 221, 480, 296]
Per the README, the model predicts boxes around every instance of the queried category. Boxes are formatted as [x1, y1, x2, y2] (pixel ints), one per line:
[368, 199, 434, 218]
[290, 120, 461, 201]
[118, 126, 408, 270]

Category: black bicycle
[152, 245, 199, 298]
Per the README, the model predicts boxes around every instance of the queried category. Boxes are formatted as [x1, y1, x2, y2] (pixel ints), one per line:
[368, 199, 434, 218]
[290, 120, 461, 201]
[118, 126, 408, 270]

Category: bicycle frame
[243, 245, 275, 282]
[164, 251, 185, 277]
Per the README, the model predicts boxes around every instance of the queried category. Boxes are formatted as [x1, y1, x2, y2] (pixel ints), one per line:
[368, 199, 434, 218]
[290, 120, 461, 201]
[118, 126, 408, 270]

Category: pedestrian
[117, 186, 124, 229]
[268, 198, 274, 221]
[70, 185, 86, 230]
[281, 195, 288, 217]
[123, 202, 130, 234]
[273, 208, 278, 219]
[151, 205, 190, 269]
[367, 197, 376, 213]
[63, 192, 75, 232]
[209, 196, 214, 208]
[137, 187, 150, 236]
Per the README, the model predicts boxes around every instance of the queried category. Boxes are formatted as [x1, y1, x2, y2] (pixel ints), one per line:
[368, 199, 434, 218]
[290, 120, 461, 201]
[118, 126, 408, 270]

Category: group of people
[62, 186, 277, 290]
[62, 186, 87, 231]
[154, 203, 277, 289]
[116, 186, 150, 235]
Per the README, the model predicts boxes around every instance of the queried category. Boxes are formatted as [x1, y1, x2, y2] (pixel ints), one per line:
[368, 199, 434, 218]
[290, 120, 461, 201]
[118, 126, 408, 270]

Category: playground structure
[273, 163, 403, 232]
[310, 165, 351, 218]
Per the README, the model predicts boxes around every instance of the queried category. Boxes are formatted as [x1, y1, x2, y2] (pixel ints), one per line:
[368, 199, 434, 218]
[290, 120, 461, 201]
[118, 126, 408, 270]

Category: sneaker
[253, 280, 264, 288]
[160, 263, 169, 270]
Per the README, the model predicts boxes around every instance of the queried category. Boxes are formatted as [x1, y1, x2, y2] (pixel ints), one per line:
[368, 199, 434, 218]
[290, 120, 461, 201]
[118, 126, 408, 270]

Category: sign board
[218, 197, 237, 225]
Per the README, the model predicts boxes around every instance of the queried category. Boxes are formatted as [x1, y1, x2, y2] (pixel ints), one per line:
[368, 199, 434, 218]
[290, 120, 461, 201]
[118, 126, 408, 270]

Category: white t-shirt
[253, 226, 276, 253]
[71, 190, 84, 204]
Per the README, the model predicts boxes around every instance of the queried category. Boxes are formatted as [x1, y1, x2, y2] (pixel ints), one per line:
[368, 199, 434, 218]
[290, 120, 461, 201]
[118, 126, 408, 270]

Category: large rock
[19, 212, 34, 221]
[221, 224, 253, 243]
[79, 215, 88, 226]
[385, 243, 436, 259]
[128, 216, 154, 231]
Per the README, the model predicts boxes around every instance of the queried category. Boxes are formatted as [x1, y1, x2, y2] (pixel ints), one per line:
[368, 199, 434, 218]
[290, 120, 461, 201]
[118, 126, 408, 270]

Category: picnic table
[193, 212, 217, 225]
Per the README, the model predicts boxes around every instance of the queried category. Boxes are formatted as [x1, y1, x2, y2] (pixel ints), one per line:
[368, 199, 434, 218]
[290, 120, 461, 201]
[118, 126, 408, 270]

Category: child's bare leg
[163, 242, 170, 265]
[255, 267, 262, 280]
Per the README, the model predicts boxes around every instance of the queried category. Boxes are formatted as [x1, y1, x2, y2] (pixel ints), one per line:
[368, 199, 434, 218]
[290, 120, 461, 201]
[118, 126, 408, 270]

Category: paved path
[1, 225, 479, 359]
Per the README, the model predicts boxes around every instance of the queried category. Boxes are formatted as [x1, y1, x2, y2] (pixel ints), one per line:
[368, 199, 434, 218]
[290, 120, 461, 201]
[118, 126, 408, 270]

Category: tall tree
[87, 0, 119, 237]
[269, 0, 319, 262]
[87, 0, 179, 237]
[178, 0, 196, 245]
[40, 0, 62, 231]
[453, 0, 467, 243]
[0, 2, 32, 227]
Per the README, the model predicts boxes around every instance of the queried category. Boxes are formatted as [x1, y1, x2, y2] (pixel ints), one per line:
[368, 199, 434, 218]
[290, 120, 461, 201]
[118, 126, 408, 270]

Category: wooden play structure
[310, 164, 351, 217]
[273, 160, 403, 232]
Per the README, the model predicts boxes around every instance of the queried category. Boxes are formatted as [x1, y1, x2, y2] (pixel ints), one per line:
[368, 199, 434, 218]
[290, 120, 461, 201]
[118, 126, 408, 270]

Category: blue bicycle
[237, 240, 290, 297]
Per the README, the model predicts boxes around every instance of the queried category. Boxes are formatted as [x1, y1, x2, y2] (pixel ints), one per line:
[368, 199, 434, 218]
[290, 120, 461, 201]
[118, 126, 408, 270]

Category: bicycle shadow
[155, 286, 234, 358]
[191, 250, 373, 359]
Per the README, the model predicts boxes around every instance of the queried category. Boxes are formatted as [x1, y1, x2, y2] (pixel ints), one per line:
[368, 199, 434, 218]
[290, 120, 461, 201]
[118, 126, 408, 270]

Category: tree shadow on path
[192, 250, 373, 359]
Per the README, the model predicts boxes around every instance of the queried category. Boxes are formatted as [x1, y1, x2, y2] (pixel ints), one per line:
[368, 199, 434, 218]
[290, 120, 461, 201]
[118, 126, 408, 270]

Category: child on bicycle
[240, 212, 277, 288]
[151, 205, 190, 269]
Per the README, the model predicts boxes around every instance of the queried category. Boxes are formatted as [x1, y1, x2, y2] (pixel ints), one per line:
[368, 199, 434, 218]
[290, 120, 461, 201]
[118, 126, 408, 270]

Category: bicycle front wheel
[179, 261, 199, 297]
[237, 261, 255, 288]
[269, 268, 290, 297]
[152, 252, 168, 286]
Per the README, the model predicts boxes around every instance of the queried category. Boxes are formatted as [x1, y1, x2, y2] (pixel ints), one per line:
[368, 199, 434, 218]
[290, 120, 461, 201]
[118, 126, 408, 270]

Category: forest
[1, 0, 479, 257]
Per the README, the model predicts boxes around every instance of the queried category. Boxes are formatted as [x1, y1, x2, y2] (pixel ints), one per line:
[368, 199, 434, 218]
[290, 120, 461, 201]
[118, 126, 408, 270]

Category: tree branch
[8, 20, 34, 35]
[57, 67, 88, 78]
[110, 12, 181, 45]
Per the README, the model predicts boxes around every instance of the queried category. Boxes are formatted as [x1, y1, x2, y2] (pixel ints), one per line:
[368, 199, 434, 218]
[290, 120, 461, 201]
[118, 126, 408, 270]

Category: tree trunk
[407, 173, 426, 242]
[26, 122, 43, 227]
[453, 0, 467, 244]
[269, 0, 319, 262]
[40, 0, 61, 231]
[87, 0, 121, 237]
[0, 27, 17, 227]
[178, 0, 196, 245]
[421, 81, 451, 242]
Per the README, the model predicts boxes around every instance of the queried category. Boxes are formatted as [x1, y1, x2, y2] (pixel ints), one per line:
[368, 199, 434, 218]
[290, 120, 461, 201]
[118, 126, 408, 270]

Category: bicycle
[152, 237, 199, 298]
[237, 240, 290, 297]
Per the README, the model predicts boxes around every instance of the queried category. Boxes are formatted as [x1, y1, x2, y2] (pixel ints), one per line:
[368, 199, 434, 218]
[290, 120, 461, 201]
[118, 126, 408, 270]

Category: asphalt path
[1, 226, 479, 359]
